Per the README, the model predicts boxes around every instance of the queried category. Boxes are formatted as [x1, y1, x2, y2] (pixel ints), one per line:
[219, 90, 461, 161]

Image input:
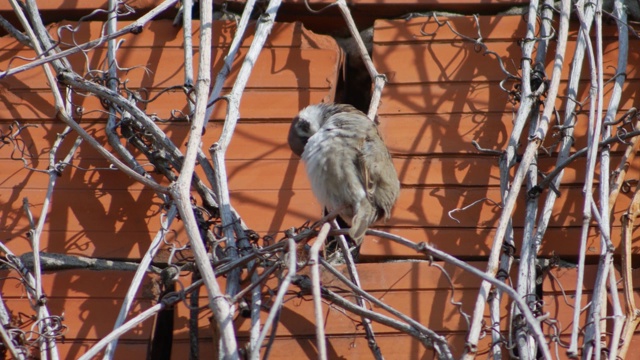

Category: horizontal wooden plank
[4, 115, 631, 168]
[171, 288, 509, 336]
[388, 186, 633, 228]
[0, 20, 339, 50]
[394, 155, 640, 187]
[3, 47, 339, 91]
[0, 158, 310, 191]
[0, 188, 321, 233]
[375, 15, 525, 43]
[1, 185, 635, 258]
[373, 15, 621, 44]
[536, 334, 640, 360]
[378, 112, 633, 155]
[374, 40, 640, 84]
[227, 190, 322, 232]
[226, 0, 527, 10]
[543, 292, 638, 338]
[35, 334, 504, 360]
[256, 333, 497, 359]
[142, 262, 512, 342]
[319, 261, 491, 291]
[0, 121, 298, 161]
[8, 153, 636, 191]
[359, 226, 640, 261]
[170, 333, 498, 360]
[0, 87, 332, 121]
[543, 265, 640, 293]
[167, 261, 493, 296]
[0, 0, 158, 12]
[248, 288, 508, 335]
[6, 210, 636, 262]
[3, 298, 152, 340]
[1, 229, 204, 260]
[171, 339, 214, 360]
[242, 333, 493, 359]
[377, 80, 638, 115]
[54, 341, 148, 360]
[0, 270, 156, 299]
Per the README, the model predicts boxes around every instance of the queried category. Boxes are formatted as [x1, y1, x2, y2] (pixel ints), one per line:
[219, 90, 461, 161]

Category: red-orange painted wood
[7, 155, 636, 192]
[374, 40, 640, 84]
[2, 48, 339, 91]
[2, 185, 633, 232]
[373, 15, 621, 43]
[378, 112, 634, 155]
[0, 270, 156, 298]
[0, 0, 159, 12]
[0, 88, 333, 121]
[0, 122, 298, 160]
[3, 298, 153, 340]
[359, 226, 640, 261]
[0, 20, 338, 50]
[377, 81, 639, 115]
[54, 341, 149, 360]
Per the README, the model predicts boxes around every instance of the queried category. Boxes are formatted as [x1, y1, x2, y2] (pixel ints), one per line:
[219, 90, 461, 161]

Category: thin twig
[618, 181, 640, 358]
[318, 258, 453, 359]
[571, 1, 608, 356]
[463, 3, 541, 350]
[310, 223, 331, 360]
[333, 222, 383, 359]
[607, 264, 624, 360]
[182, 0, 195, 91]
[0, 293, 26, 360]
[103, 0, 153, 196]
[204, 0, 258, 124]
[79, 300, 167, 360]
[0, 14, 31, 46]
[588, 0, 628, 357]
[208, 0, 281, 333]
[250, 237, 296, 359]
[363, 229, 552, 359]
[102, 205, 178, 359]
[170, 0, 239, 357]
[463, 0, 570, 355]
[335, 0, 385, 119]
[294, 276, 438, 351]
[0, 0, 179, 79]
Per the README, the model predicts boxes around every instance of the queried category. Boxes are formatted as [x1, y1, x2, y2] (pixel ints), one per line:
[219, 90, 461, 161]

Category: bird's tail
[349, 201, 377, 246]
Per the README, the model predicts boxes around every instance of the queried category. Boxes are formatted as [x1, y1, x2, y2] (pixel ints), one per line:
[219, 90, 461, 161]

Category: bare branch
[309, 223, 331, 360]
[0, 0, 179, 79]
[250, 237, 296, 359]
[102, 205, 178, 359]
[318, 257, 453, 359]
[363, 229, 553, 360]
[170, 0, 238, 357]
[333, 222, 383, 359]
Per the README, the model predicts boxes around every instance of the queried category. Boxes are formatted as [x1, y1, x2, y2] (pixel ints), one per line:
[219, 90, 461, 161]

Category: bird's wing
[325, 111, 377, 200]
[357, 141, 376, 201]
[358, 126, 399, 220]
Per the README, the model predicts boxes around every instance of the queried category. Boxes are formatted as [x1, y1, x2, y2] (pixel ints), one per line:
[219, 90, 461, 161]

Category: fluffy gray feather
[289, 103, 400, 245]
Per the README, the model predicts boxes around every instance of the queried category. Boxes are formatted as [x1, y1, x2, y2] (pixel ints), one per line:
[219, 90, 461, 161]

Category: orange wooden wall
[364, 15, 640, 262]
[0, 17, 340, 359]
[1, 2, 640, 359]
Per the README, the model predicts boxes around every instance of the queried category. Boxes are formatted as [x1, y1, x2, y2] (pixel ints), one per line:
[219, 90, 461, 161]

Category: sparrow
[288, 103, 400, 245]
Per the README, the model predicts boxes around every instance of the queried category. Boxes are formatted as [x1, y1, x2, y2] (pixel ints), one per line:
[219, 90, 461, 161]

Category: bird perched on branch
[288, 103, 400, 245]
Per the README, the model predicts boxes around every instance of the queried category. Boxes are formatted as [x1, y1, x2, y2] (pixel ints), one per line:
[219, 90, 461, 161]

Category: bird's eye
[297, 119, 311, 134]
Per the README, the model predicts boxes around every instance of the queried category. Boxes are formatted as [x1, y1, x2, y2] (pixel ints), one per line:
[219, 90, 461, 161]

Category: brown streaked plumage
[288, 103, 400, 245]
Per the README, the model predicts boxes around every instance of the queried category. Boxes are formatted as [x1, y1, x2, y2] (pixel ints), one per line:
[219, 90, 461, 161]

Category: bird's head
[288, 103, 363, 156]
[288, 104, 329, 156]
